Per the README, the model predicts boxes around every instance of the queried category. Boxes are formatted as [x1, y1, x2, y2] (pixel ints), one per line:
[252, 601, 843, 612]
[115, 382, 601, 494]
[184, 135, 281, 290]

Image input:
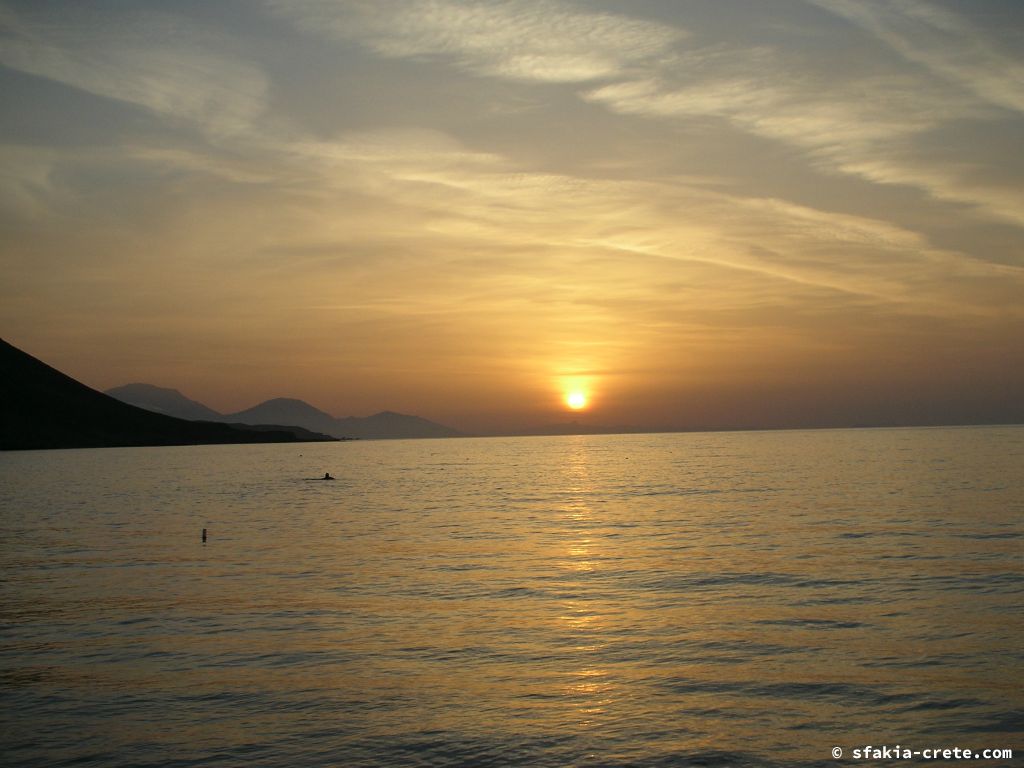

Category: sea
[1, 427, 1021, 767]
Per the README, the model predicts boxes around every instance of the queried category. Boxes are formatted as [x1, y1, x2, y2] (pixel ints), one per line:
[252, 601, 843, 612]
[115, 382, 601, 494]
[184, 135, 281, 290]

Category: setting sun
[566, 392, 588, 410]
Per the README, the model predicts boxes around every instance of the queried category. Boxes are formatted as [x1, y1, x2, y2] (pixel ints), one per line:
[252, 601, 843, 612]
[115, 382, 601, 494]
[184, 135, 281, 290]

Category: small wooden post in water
[202, 528, 207, 543]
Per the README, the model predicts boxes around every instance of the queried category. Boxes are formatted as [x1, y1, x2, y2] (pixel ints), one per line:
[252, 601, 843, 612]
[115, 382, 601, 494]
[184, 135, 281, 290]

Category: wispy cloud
[2, 1, 1021, 427]
[584, 31, 1024, 230]
[269, 0, 685, 83]
[808, 0, 1024, 114]
[280, 129, 1023, 319]
[0, 6, 267, 138]
[270, 0, 1024, 233]
[586, 65, 963, 154]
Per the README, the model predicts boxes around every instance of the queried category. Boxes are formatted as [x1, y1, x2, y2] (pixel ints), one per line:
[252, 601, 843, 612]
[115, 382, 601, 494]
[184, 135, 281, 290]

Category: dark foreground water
[1, 427, 1022, 767]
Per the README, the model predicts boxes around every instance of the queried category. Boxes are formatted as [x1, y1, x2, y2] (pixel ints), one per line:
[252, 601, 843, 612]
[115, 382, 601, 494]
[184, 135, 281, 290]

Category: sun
[566, 391, 588, 410]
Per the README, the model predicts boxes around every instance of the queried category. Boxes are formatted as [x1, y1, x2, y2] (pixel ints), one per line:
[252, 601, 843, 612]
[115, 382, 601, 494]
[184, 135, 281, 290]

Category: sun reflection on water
[551, 438, 623, 726]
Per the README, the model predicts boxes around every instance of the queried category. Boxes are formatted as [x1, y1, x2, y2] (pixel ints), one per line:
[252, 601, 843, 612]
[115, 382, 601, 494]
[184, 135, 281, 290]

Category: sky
[2, 0, 1023, 435]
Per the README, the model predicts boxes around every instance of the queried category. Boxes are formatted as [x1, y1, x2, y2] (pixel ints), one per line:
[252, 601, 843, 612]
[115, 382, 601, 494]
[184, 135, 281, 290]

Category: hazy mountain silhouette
[106, 383, 224, 421]
[1, 339, 335, 450]
[104, 382, 463, 440]
[224, 422, 340, 442]
[335, 411, 462, 440]
[224, 398, 340, 437]
[224, 399, 462, 440]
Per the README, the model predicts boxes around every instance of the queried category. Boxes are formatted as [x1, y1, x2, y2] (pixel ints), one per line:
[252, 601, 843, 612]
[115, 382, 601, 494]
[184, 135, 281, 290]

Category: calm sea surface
[1, 427, 1022, 767]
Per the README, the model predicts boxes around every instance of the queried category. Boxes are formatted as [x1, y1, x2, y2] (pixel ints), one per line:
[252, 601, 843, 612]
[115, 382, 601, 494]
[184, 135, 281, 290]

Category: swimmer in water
[323, 472, 334, 480]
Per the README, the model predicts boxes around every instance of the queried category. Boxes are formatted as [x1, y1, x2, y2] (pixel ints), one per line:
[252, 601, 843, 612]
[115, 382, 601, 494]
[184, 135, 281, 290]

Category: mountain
[335, 411, 462, 439]
[102, 383, 463, 440]
[224, 398, 341, 437]
[106, 383, 223, 421]
[225, 422, 340, 442]
[223, 400, 461, 440]
[0, 339, 335, 450]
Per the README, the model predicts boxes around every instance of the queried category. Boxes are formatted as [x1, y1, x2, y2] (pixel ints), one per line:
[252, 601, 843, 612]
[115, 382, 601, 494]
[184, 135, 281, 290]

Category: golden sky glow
[1, 1, 1023, 433]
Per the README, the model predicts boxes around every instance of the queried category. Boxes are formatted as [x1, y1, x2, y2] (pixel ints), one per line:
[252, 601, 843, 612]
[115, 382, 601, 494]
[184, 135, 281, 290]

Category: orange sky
[2, 0, 1022, 434]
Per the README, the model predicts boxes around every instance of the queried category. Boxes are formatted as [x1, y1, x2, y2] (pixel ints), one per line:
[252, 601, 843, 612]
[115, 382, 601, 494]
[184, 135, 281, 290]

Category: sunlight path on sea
[1, 427, 1022, 766]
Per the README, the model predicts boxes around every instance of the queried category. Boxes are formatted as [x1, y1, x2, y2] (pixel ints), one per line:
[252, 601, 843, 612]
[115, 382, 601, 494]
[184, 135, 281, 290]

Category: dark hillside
[0, 338, 330, 450]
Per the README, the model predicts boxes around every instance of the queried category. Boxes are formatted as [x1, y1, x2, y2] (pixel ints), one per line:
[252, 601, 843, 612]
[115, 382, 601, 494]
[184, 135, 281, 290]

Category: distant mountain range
[106, 384, 462, 440]
[106, 383, 223, 421]
[1, 339, 336, 451]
